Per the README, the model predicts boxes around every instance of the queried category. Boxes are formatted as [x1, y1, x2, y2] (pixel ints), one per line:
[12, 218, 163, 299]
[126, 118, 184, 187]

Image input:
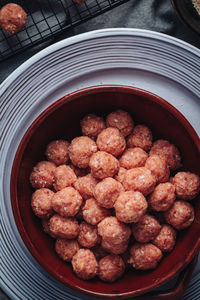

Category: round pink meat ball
[172, 172, 200, 200]
[78, 221, 100, 248]
[152, 224, 176, 252]
[106, 110, 134, 137]
[72, 249, 98, 280]
[98, 254, 125, 282]
[49, 214, 79, 239]
[114, 167, 127, 184]
[55, 239, 80, 262]
[119, 147, 148, 169]
[68, 136, 97, 168]
[145, 155, 170, 184]
[30, 161, 56, 189]
[96, 127, 126, 157]
[80, 114, 106, 139]
[101, 239, 129, 255]
[127, 125, 153, 151]
[45, 140, 69, 165]
[53, 165, 77, 191]
[31, 188, 54, 219]
[73, 173, 98, 200]
[82, 198, 111, 225]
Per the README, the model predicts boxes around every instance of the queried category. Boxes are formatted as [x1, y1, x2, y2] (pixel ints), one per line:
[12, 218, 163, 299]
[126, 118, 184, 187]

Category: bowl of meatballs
[11, 85, 200, 298]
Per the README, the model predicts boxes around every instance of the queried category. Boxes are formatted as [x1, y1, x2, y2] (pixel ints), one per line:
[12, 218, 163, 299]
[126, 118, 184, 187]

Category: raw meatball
[92, 245, 108, 260]
[98, 217, 131, 245]
[0, 3, 27, 34]
[89, 151, 119, 179]
[101, 239, 129, 255]
[149, 139, 181, 170]
[80, 114, 106, 138]
[145, 155, 170, 183]
[98, 255, 125, 282]
[78, 221, 100, 248]
[132, 214, 161, 243]
[114, 191, 148, 223]
[106, 110, 134, 137]
[73, 173, 98, 200]
[49, 214, 79, 239]
[52, 187, 82, 217]
[45, 140, 69, 165]
[82, 198, 111, 225]
[69, 136, 97, 168]
[128, 243, 163, 270]
[119, 148, 148, 169]
[172, 172, 200, 200]
[164, 200, 194, 230]
[31, 188, 54, 219]
[94, 177, 124, 208]
[122, 167, 156, 196]
[96, 127, 126, 157]
[53, 165, 77, 191]
[30, 161, 56, 189]
[42, 219, 56, 238]
[149, 182, 176, 212]
[152, 224, 176, 252]
[127, 125, 152, 151]
[72, 249, 98, 280]
[114, 167, 127, 184]
[69, 164, 89, 177]
[55, 239, 80, 262]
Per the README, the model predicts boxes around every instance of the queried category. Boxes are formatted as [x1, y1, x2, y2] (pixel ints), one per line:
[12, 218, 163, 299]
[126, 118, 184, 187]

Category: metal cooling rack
[0, 0, 129, 61]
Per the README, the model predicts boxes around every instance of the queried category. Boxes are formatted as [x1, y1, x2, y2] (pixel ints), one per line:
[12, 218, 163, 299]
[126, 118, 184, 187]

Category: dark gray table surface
[1, 0, 200, 299]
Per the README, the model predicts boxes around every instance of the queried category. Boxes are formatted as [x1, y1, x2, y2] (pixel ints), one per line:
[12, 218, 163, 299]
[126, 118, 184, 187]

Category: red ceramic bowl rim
[11, 85, 200, 299]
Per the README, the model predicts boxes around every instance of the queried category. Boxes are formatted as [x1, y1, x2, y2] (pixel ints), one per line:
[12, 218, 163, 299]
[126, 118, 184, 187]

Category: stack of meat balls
[30, 109, 200, 282]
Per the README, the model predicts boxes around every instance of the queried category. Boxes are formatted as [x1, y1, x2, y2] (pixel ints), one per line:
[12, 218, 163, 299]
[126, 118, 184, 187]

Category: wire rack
[0, 0, 129, 61]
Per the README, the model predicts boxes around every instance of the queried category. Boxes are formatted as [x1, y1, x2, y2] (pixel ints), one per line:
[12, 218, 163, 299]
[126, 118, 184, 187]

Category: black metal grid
[0, 0, 129, 61]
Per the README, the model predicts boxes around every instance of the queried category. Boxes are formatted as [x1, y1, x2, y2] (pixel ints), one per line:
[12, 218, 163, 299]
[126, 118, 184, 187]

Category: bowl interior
[11, 86, 200, 298]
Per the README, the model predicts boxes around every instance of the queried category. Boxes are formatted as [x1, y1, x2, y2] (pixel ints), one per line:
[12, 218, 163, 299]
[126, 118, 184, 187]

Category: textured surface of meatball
[123, 167, 156, 196]
[101, 239, 129, 255]
[78, 221, 100, 248]
[31, 188, 54, 219]
[53, 165, 77, 191]
[114, 167, 127, 184]
[49, 215, 79, 239]
[69, 164, 89, 177]
[119, 147, 148, 169]
[106, 110, 134, 137]
[45, 140, 69, 165]
[127, 125, 152, 151]
[132, 214, 161, 243]
[149, 139, 181, 170]
[72, 249, 98, 280]
[30, 161, 56, 189]
[42, 219, 57, 238]
[94, 177, 124, 208]
[96, 127, 126, 157]
[80, 114, 106, 138]
[69, 136, 97, 168]
[98, 255, 125, 282]
[172, 172, 200, 200]
[128, 243, 163, 270]
[82, 198, 111, 225]
[152, 224, 176, 252]
[114, 191, 148, 223]
[145, 155, 170, 183]
[55, 239, 80, 262]
[73, 173, 98, 200]
[149, 182, 176, 212]
[89, 151, 119, 179]
[164, 200, 195, 230]
[52, 187, 82, 217]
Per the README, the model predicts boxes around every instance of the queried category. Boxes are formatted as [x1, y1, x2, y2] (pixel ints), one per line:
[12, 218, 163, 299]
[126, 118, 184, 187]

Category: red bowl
[11, 85, 200, 299]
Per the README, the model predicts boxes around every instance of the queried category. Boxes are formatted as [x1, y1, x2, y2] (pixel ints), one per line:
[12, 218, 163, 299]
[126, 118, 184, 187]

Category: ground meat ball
[49, 214, 79, 239]
[98, 255, 125, 282]
[80, 114, 106, 138]
[164, 200, 194, 230]
[30, 161, 56, 189]
[0, 3, 27, 34]
[53, 165, 77, 191]
[89, 151, 119, 179]
[72, 249, 98, 280]
[45, 140, 69, 166]
[94, 177, 124, 209]
[31, 188, 54, 219]
[42, 219, 57, 238]
[101, 239, 129, 255]
[96, 127, 126, 157]
[92, 245, 108, 260]
[132, 214, 161, 243]
[98, 216, 131, 245]
[119, 148, 148, 169]
[172, 172, 200, 200]
[152, 224, 176, 252]
[55, 239, 80, 262]
[114, 167, 127, 184]
[128, 243, 163, 270]
[149, 182, 176, 212]
[127, 125, 152, 151]
[114, 191, 148, 223]
[82, 198, 111, 225]
[69, 136, 97, 168]
[145, 155, 170, 184]
[149, 140, 181, 170]
[78, 221, 100, 248]
[106, 110, 134, 137]
[73, 173, 98, 200]
[122, 167, 156, 196]
[69, 164, 89, 177]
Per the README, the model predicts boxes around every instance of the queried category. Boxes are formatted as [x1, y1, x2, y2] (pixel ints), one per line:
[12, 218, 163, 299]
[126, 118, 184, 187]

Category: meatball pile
[30, 109, 200, 282]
